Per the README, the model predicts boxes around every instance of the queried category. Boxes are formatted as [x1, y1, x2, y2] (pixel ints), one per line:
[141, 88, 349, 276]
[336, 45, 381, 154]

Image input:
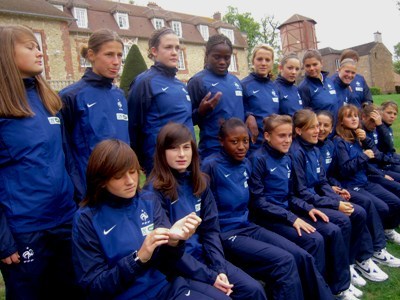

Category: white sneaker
[335, 288, 360, 300]
[384, 229, 400, 245]
[348, 283, 363, 298]
[350, 264, 367, 287]
[355, 258, 388, 282]
[373, 248, 400, 267]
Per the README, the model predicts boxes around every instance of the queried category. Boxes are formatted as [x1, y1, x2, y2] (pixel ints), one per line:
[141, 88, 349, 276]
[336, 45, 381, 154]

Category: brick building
[0, 0, 249, 89]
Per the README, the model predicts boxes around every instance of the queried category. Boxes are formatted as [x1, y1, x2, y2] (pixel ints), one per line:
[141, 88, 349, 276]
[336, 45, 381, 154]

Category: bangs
[162, 124, 193, 149]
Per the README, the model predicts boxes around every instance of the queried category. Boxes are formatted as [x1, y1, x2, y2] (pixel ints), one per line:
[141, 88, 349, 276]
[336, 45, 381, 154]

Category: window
[152, 18, 164, 30]
[73, 7, 88, 28]
[123, 44, 132, 63]
[115, 12, 129, 29]
[80, 57, 91, 68]
[219, 28, 234, 44]
[198, 25, 209, 41]
[53, 4, 63, 11]
[335, 59, 340, 70]
[228, 54, 237, 72]
[177, 50, 185, 70]
[171, 21, 182, 38]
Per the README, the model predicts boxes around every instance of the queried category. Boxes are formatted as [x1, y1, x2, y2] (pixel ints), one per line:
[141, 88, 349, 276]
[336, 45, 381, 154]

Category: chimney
[147, 2, 161, 9]
[213, 12, 221, 21]
[374, 31, 382, 43]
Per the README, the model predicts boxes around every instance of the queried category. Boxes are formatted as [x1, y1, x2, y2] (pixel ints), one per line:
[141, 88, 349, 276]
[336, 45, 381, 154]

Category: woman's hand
[245, 115, 259, 144]
[213, 273, 233, 296]
[1, 252, 20, 265]
[137, 228, 170, 263]
[363, 149, 375, 159]
[355, 128, 366, 141]
[293, 218, 316, 236]
[168, 212, 202, 245]
[332, 186, 351, 200]
[339, 201, 354, 216]
[309, 208, 329, 223]
[198, 92, 222, 116]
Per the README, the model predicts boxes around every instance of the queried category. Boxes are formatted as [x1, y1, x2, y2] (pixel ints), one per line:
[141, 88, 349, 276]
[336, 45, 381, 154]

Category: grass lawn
[0, 95, 399, 299]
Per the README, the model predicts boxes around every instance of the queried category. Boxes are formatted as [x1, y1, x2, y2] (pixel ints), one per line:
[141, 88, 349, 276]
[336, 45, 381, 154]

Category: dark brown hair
[218, 117, 247, 139]
[302, 49, 322, 64]
[81, 29, 123, 60]
[82, 139, 141, 207]
[336, 105, 360, 142]
[381, 100, 398, 112]
[340, 49, 359, 62]
[147, 27, 176, 60]
[148, 122, 207, 201]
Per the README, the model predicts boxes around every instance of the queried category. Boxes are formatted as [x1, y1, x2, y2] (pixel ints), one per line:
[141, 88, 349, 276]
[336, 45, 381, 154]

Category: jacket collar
[82, 68, 114, 88]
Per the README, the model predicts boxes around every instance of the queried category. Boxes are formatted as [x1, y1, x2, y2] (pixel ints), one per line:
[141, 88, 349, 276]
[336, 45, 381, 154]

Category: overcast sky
[134, 0, 400, 55]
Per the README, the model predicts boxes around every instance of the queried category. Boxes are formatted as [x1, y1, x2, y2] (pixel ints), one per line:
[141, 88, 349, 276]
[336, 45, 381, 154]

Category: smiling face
[206, 43, 232, 75]
[105, 168, 139, 199]
[89, 41, 123, 79]
[265, 123, 293, 153]
[303, 57, 322, 79]
[317, 114, 333, 142]
[296, 116, 320, 144]
[280, 58, 300, 82]
[252, 48, 274, 77]
[151, 33, 180, 68]
[14, 38, 43, 78]
[220, 125, 249, 161]
[165, 141, 193, 173]
[338, 64, 357, 85]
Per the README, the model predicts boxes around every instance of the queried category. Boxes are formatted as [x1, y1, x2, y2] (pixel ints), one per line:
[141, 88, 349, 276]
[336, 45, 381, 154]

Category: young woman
[331, 59, 357, 108]
[298, 49, 339, 130]
[188, 34, 246, 159]
[378, 100, 400, 161]
[60, 29, 129, 201]
[241, 44, 279, 151]
[317, 111, 397, 285]
[275, 52, 304, 116]
[334, 49, 373, 109]
[249, 114, 360, 299]
[335, 105, 400, 247]
[128, 27, 195, 175]
[144, 123, 268, 300]
[202, 118, 333, 300]
[0, 25, 78, 299]
[72, 139, 219, 300]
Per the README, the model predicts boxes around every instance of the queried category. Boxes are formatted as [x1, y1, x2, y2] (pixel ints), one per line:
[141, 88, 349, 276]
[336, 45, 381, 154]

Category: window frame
[219, 28, 234, 44]
[171, 21, 182, 38]
[198, 24, 209, 41]
[115, 12, 129, 30]
[73, 7, 88, 28]
[152, 18, 165, 30]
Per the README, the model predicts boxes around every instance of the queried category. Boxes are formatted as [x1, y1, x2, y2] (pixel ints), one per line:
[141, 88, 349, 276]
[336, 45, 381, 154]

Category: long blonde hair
[0, 25, 61, 118]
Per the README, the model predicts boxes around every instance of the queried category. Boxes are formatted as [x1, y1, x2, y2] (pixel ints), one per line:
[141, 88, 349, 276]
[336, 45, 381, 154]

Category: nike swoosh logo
[253, 90, 260, 94]
[270, 167, 277, 172]
[185, 290, 191, 296]
[224, 173, 231, 178]
[211, 82, 219, 86]
[162, 87, 169, 91]
[283, 95, 289, 99]
[87, 102, 97, 108]
[103, 225, 116, 235]
[313, 88, 319, 93]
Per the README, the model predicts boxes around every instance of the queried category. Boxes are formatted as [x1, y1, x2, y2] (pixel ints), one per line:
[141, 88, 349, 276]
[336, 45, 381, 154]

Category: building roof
[278, 14, 316, 29]
[0, 0, 73, 21]
[319, 42, 379, 57]
[50, 0, 247, 47]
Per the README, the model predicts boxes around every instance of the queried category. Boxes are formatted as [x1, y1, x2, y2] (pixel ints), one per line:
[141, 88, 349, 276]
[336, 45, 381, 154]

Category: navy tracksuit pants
[221, 223, 333, 300]
[0, 222, 83, 300]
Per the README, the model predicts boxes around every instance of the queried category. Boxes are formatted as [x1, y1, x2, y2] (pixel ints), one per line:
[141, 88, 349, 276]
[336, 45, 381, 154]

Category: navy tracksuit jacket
[127, 63, 194, 174]
[143, 172, 267, 300]
[274, 75, 304, 116]
[60, 68, 130, 200]
[241, 73, 279, 150]
[188, 68, 245, 159]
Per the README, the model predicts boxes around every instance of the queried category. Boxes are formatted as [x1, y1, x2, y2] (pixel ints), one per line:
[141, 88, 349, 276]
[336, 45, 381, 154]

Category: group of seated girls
[72, 100, 400, 300]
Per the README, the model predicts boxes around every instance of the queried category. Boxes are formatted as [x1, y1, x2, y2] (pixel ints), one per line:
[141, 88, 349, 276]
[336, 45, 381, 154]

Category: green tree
[120, 44, 148, 97]
[223, 7, 280, 66]
[393, 42, 400, 74]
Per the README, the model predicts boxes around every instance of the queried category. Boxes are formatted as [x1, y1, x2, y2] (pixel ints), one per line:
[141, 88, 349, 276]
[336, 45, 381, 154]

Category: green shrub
[395, 86, 400, 94]
[370, 86, 381, 95]
[120, 44, 148, 97]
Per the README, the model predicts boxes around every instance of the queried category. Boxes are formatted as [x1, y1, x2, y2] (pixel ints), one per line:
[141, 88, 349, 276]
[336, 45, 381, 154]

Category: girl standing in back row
[60, 29, 130, 201]
[0, 25, 78, 299]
